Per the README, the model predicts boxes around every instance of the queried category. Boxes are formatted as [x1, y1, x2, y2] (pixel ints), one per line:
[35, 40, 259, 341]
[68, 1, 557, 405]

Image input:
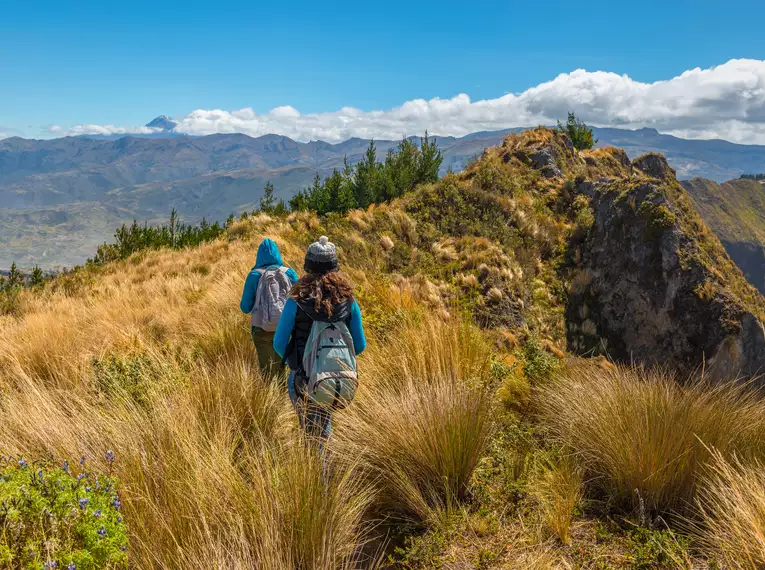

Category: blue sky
[2, 0, 765, 141]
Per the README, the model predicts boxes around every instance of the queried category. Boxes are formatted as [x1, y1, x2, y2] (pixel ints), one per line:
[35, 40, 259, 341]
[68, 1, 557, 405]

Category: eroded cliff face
[565, 152, 765, 381]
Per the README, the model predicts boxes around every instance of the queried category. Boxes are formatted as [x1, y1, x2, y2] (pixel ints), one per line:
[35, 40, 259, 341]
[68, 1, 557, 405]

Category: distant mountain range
[2, 117, 765, 269]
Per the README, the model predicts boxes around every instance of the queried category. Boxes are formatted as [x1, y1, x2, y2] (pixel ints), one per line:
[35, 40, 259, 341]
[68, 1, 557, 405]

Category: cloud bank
[52, 59, 765, 144]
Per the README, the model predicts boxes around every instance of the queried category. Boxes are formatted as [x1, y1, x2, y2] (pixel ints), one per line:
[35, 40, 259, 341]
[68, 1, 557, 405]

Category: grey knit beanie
[304, 236, 339, 274]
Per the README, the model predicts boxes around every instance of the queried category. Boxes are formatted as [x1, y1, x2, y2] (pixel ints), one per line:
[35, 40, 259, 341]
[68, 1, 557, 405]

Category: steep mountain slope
[681, 177, 765, 294]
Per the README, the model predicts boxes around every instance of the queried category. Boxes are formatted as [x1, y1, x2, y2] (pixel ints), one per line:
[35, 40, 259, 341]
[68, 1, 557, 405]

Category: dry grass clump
[379, 234, 394, 251]
[539, 364, 765, 515]
[335, 377, 494, 524]
[286, 210, 321, 234]
[384, 208, 418, 243]
[361, 311, 493, 391]
[532, 458, 583, 545]
[694, 451, 765, 569]
[431, 239, 458, 263]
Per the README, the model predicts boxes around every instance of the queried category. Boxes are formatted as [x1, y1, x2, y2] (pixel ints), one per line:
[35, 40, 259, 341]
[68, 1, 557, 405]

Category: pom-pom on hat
[304, 236, 339, 274]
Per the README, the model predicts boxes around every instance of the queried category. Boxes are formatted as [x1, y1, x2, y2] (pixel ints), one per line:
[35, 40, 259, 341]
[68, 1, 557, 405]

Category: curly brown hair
[291, 271, 354, 316]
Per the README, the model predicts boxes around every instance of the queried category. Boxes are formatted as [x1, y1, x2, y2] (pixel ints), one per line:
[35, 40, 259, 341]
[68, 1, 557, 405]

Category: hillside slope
[681, 177, 765, 294]
[3, 129, 765, 568]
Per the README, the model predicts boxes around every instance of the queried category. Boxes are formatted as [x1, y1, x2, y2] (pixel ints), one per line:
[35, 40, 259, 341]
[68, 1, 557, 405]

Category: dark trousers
[250, 327, 280, 380]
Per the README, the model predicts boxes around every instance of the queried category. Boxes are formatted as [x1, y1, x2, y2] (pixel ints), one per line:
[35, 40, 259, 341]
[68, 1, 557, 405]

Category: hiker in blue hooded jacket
[273, 236, 366, 444]
[240, 238, 299, 379]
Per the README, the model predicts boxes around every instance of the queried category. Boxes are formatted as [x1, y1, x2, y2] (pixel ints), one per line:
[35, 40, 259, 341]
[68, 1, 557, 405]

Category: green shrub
[557, 112, 597, 151]
[628, 528, 690, 569]
[0, 456, 127, 569]
[521, 339, 560, 382]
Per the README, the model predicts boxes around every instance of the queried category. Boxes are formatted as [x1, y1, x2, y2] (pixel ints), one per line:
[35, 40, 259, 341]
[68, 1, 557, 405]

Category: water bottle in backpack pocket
[251, 266, 292, 332]
[302, 320, 358, 409]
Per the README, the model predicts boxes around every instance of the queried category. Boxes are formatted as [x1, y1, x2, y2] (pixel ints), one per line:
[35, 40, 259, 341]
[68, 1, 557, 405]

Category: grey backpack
[251, 267, 291, 332]
[302, 320, 358, 409]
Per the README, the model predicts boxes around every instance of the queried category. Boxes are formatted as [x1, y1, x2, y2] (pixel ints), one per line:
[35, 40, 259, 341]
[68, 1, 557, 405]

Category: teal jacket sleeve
[240, 271, 260, 314]
[349, 300, 367, 355]
[286, 268, 299, 285]
[273, 298, 298, 358]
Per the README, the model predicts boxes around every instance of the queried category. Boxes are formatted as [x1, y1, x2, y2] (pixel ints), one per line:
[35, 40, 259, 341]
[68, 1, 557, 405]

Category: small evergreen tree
[354, 140, 379, 208]
[30, 265, 45, 287]
[289, 190, 310, 212]
[5, 263, 24, 290]
[416, 131, 444, 184]
[557, 112, 597, 150]
[260, 182, 277, 213]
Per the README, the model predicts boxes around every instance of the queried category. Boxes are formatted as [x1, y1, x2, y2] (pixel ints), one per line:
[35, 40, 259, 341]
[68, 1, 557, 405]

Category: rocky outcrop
[565, 152, 765, 382]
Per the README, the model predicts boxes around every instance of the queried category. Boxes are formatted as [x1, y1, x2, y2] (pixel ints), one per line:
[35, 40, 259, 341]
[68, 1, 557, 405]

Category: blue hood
[255, 238, 284, 268]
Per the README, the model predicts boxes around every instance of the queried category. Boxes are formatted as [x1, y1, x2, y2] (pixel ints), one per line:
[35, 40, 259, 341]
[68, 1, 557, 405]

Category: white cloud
[49, 124, 161, 136]
[55, 58, 765, 144]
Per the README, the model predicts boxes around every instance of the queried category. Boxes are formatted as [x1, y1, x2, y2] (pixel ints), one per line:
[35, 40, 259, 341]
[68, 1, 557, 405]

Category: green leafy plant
[0, 456, 128, 569]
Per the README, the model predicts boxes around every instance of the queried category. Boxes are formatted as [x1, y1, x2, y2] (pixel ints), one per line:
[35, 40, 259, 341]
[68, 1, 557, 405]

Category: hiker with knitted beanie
[273, 236, 367, 450]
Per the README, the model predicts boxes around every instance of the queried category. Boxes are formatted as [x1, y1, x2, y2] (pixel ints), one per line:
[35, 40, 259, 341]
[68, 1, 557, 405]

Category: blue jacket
[240, 239, 299, 314]
[273, 298, 367, 361]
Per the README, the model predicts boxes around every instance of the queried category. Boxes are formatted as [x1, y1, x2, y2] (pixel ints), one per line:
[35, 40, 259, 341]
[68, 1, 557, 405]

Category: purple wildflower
[68, 563, 76, 570]
[62, 460, 69, 472]
[93, 509, 101, 518]
[112, 497, 121, 510]
[78, 498, 89, 509]
[105, 450, 116, 463]
[80, 455, 86, 465]
[97, 526, 107, 537]
[18, 459, 27, 468]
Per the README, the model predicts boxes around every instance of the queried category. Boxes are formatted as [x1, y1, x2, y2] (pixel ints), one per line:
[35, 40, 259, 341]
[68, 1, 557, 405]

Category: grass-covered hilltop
[1, 127, 765, 569]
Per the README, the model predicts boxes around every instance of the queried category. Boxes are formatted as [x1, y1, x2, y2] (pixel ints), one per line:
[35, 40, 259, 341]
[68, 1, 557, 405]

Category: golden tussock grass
[360, 310, 493, 391]
[693, 450, 765, 569]
[539, 363, 765, 515]
[334, 376, 494, 524]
